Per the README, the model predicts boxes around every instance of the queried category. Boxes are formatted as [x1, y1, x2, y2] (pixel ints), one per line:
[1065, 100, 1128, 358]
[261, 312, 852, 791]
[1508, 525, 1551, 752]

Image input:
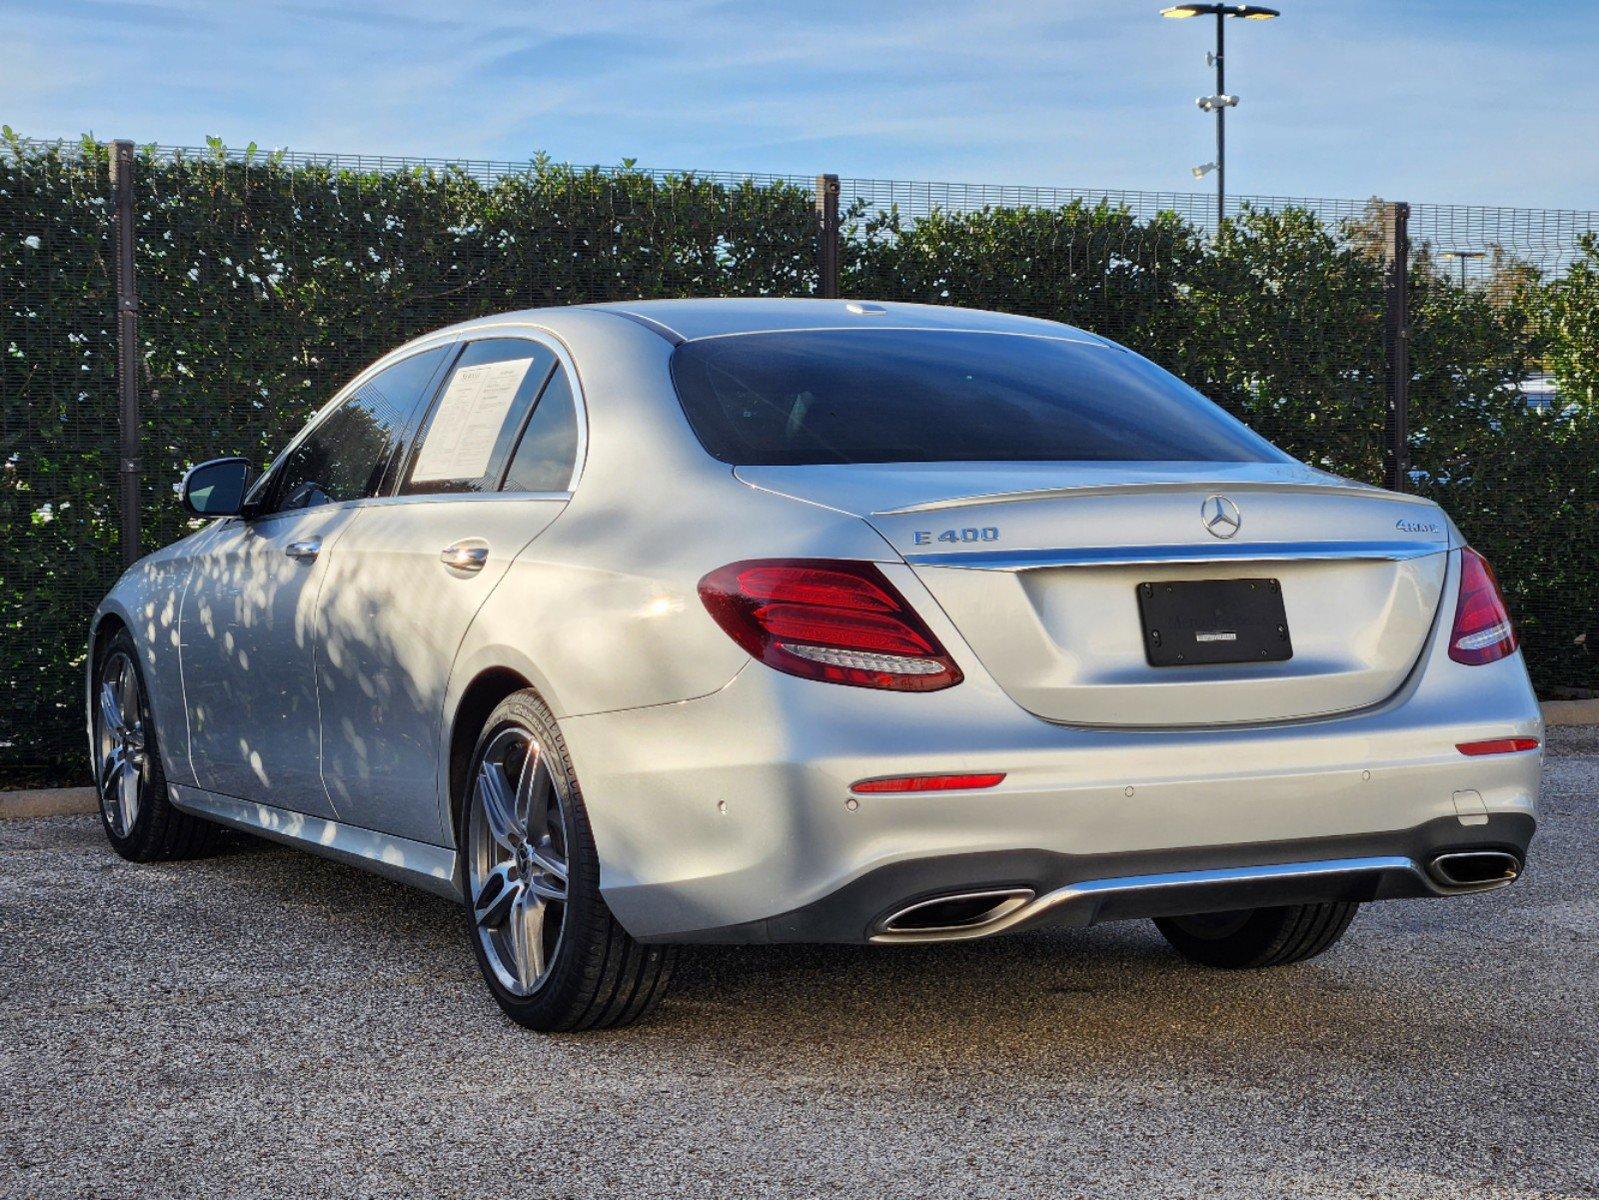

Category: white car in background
[90, 299, 1543, 1031]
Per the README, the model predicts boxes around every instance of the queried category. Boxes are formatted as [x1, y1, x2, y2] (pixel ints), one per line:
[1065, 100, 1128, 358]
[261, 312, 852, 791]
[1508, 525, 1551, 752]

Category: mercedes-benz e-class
[90, 299, 1542, 1030]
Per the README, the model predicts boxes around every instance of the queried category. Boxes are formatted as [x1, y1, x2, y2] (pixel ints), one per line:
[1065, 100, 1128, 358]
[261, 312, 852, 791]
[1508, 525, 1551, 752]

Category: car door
[316, 335, 584, 843]
[180, 345, 451, 812]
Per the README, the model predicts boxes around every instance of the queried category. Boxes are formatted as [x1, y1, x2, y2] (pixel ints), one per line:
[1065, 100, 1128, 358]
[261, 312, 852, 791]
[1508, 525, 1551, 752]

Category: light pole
[1439, 249, 1486, 288]
[1160, 4, 1280, 226]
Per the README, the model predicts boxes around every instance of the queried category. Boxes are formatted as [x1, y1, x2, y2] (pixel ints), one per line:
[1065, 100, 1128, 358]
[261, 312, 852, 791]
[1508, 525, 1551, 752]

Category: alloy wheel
[96, 651, 147, 838]
[467, 725, 570, 997]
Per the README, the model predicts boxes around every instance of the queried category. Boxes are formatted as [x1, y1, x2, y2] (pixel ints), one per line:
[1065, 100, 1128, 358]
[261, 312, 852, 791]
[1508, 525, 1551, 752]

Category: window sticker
[411, 357, 536, 482]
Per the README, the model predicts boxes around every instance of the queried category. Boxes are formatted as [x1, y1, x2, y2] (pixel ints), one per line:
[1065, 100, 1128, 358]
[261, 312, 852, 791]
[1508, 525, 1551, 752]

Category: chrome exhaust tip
[878, 888, 1035, 935]
[1427, 850, 1522, 892]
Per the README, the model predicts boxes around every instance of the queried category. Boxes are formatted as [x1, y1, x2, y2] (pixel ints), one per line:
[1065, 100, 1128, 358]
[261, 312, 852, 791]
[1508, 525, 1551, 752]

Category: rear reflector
[1449, 547, 1518, 666]
[1456, 738, 1540, 756]
[699, 559, 963, 692]
[851, 773, 1006, 793]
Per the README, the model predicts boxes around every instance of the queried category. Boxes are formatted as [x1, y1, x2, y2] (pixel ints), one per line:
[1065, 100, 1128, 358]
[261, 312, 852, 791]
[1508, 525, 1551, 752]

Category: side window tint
[401, 338, 557, 495]
[502, 366, 579, 493]
[270, 346, 449, 513]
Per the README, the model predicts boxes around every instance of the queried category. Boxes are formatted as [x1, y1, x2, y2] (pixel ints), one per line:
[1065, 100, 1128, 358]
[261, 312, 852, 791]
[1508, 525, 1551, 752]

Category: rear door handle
[285, 538, 321, 561]
[441, 541, 489, 572]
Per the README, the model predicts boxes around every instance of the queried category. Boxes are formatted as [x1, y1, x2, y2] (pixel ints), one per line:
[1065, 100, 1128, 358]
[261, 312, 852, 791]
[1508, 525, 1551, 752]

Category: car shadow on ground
[176, 821, 1536, 1077]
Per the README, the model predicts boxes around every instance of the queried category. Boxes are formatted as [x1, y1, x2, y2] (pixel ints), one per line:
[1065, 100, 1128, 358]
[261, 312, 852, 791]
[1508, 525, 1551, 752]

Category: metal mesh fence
[838, 175, 1376, 234]
[2, 136, 1595, 785]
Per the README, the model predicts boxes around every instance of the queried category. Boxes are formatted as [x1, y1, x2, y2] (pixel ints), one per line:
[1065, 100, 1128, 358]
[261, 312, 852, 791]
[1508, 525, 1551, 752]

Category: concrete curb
[0, 787, 97, 819]
[1543, 699, 1599, 726]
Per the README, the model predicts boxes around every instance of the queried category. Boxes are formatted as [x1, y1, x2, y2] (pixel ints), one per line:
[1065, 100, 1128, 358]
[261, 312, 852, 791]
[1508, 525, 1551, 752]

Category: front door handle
[285, 537, 321, 561]
[441, 541, 489, 573]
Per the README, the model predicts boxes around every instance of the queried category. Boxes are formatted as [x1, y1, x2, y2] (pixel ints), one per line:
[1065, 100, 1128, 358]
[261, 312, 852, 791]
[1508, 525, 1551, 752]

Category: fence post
[815, 173, 840, 299]
[110, 139, 141, 565]
[1383, 200, 1410, 493]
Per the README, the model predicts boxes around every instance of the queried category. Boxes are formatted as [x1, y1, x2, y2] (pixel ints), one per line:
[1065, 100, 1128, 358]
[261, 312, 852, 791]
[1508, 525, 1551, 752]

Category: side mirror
[181, 457, 255, 517]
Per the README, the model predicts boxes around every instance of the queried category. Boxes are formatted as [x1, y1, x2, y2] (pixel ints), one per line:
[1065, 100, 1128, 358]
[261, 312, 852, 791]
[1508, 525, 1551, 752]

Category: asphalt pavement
[4, 729, 1596, 1199]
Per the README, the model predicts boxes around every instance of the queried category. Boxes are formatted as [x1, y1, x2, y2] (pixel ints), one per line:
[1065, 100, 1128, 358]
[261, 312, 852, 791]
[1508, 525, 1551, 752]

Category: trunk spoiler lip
[872, 478, 1439, 517]
[904, 539, 1451, 571]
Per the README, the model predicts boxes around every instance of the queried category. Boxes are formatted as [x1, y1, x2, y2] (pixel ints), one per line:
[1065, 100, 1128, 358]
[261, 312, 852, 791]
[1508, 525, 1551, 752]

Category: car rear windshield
[668, 329, 1285, 465]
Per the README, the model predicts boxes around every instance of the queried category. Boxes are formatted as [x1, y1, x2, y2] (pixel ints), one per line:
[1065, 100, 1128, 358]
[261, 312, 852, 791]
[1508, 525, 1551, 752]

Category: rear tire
[1154, 901, 1359, 969]
[459, 689, 674, 1031]
[93, 628, 221, 862]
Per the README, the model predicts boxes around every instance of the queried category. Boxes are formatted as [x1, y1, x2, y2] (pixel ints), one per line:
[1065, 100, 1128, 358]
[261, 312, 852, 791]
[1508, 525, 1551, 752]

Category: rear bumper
[671, 813, 1533, 944]
[563, 583, 1543, 944]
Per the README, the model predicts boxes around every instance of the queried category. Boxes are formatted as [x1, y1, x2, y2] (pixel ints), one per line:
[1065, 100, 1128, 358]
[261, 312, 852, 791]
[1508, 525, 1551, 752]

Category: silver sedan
[89, 299, 1543, 1031]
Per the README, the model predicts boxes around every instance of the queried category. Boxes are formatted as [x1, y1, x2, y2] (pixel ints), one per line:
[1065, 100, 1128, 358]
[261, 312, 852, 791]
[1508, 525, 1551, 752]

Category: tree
[1169, 205, 1388, 480]
[1542, 232, 1599, 409]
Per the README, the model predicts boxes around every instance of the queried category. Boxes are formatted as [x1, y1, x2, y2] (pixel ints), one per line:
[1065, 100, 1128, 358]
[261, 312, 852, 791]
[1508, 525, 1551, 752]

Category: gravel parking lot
[4, 729, 1596, 1200]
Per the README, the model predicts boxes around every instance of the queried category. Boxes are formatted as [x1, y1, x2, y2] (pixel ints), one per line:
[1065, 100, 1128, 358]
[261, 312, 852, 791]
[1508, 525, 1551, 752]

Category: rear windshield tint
[668, 329, 1285, 465]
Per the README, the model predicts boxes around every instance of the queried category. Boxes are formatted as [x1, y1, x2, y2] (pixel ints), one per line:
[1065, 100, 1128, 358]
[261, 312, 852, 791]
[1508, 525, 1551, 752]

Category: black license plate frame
[1136, 578, 1293, 667]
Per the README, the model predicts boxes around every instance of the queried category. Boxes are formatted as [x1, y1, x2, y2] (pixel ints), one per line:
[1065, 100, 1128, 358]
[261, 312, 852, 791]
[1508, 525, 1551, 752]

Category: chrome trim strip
[870, 855, 1428, 944]
[355, 490, 572, 509]
[168, 784, 461, 901]
[904, 540, 1447, 570]
[875, 478, 1441, 515]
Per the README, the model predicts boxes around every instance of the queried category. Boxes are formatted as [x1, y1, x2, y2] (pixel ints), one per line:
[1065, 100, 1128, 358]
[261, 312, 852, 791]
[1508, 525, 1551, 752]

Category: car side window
[501, 365, 580, 494]
[265, 346, 450, 515]
[399, 338, 558, 496]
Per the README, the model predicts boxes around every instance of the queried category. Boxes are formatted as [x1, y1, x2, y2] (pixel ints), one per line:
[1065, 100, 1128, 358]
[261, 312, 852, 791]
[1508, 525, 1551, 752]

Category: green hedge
[2, 136, 1593, 785]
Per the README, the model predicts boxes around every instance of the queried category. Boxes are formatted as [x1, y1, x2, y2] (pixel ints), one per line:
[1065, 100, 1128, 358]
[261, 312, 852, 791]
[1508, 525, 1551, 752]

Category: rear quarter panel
[438, 314, 896, 847]
[448, 314, 894, 724]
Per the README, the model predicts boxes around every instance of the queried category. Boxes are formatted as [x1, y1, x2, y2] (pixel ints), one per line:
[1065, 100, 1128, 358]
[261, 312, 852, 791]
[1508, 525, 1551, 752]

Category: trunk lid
[736, 462, 1453, 727]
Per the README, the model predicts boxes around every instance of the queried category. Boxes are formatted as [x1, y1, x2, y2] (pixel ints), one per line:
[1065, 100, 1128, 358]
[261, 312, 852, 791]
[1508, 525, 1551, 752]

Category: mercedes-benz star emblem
[1201, 494, 1242, 539]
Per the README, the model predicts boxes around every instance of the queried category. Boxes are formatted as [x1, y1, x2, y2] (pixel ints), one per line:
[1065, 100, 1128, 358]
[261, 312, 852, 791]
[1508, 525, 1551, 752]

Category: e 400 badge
[912, 526, 1001, 546]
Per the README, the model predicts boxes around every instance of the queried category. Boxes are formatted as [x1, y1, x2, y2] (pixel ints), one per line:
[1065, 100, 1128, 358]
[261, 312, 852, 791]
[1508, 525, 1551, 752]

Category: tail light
[1448, 547, 1518, 666]
[698, 559, 963, 692]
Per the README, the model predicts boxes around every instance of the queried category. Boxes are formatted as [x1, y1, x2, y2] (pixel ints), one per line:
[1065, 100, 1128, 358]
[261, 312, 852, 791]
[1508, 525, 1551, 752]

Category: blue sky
[2, 0, 1596, 209]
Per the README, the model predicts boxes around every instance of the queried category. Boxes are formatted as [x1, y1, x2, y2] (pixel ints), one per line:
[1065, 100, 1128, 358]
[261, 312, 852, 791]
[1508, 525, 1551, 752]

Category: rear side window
[268, 345, 450, 513]
[400, 338, 557, 495]
[668, 330, 1285, 465]
[501, 365, 579, 493]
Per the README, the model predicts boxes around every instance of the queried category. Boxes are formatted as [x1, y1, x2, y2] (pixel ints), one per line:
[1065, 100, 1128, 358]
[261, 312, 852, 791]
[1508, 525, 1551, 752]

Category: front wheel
[93, 628, 219, 861]
[1154, 901, 1359, 970]
[460, 689, 674, 1031]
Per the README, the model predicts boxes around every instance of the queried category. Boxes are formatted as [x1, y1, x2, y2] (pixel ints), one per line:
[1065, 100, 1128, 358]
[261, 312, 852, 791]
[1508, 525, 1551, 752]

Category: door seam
[312, 507, 371, 820]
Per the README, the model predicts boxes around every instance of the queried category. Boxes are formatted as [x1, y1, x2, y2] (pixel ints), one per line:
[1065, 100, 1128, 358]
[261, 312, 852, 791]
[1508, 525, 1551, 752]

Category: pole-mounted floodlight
[1160, 3, 1280, 225]
[1161, 4, 1281, 18]
[1192, 162, 1219, 179]
[1439, 249, 1486, 288]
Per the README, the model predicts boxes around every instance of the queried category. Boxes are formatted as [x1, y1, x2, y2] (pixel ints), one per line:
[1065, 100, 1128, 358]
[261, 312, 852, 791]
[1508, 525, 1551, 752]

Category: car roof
[594, 298, 1108, 344]
[439, 298, 1108, 347]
